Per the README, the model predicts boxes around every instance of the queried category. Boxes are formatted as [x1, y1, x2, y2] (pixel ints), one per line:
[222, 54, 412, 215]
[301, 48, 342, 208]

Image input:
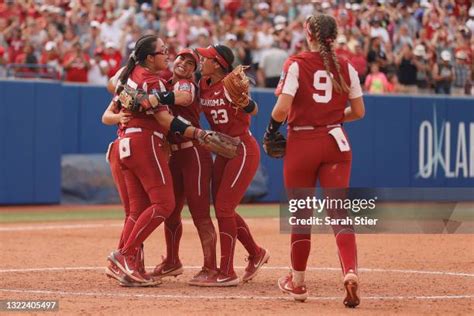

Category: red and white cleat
[150, 258, 184, 279]
[242, 248, 270, 282]
[107, 251, 145, 283]
[187, 267, 219, 286]
[190, 270, 240, 287]
[278, 273, 308, 302]
[118, 273, 161, 287]
[105, 261, 128, 283]
[214, 271, 240, 287]
[343, 271, 360, 308]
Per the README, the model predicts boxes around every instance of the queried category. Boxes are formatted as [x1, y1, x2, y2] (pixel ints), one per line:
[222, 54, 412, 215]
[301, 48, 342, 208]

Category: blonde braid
[307, 15, 349, 94]
[329, 49, 350, 93]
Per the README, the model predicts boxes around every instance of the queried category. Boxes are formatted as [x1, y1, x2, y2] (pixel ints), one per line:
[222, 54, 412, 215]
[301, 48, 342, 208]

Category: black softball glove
[263, 131, 286, 159]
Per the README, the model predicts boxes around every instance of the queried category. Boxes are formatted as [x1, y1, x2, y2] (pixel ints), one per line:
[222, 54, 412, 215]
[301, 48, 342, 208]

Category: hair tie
[130, 51, 137, 62]
[325, 38, 334, 44]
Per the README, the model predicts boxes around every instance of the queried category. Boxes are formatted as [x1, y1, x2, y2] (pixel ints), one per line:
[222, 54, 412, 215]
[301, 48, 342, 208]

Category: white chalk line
[0, 266, 473, 278]
[0, 223, 123, 231]
[0, 221, 197, 232]
[1, 223, 472, 302]
[0, 288, 472, 302]
[0, 266, 472, 302]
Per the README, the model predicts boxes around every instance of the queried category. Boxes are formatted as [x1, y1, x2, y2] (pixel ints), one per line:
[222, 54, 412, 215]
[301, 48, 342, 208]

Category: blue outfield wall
[0, 80, 62, 204]
[0, 81, 473, 204]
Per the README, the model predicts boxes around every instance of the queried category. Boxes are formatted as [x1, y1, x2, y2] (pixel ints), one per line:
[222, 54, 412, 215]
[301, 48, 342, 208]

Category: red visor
[176, 48, 199, 68]
[196, 46, 230, 70]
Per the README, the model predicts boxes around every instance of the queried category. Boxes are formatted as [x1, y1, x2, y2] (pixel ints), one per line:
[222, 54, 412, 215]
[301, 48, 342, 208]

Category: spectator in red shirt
[335, 35, 353, 61]
[0, 45, 7, 78]
[336, 9, 353, 32]
[63, 42, 90, 82]
[14, 43, 37, 78]
[0, 0, 468, 98]
[422, 5, 445, 39]
[453, 0, 471, 17]
[39, 41, 62, 80]
[387, 73, 401, 93]
[7, 26, 23, 64]
[102, 41, 122, 78]
[454, 27, 473, 66]
[225, 0, 242, 17]
[0, 0, 21, 21]
[349, 42, 368, 83]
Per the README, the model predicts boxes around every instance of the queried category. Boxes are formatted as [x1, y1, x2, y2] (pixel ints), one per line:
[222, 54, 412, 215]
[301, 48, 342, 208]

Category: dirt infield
[1, 216, 473, 315]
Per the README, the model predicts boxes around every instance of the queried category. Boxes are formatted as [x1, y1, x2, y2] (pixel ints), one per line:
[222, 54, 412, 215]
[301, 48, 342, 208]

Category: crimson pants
[284, 128, 357, 275]
[118, 130, 175, 256]
[164, 143, 217, 269]
[108, 139, 131, 249]
[213, 135, 262, 275]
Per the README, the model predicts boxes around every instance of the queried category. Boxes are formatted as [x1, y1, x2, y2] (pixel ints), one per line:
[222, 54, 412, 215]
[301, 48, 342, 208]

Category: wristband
[266, 117, 283, 134]
[243, 100, 256, 113]
[153, 91, 175, 105]
[170, 117, 190, 135]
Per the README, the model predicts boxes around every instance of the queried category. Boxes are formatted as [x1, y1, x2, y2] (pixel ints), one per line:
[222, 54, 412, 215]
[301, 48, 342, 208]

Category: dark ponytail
[117, 34, 158, 94]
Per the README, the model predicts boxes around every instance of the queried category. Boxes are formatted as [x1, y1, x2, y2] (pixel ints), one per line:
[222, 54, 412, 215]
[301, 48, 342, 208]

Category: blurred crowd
[0, 0, 473, 95]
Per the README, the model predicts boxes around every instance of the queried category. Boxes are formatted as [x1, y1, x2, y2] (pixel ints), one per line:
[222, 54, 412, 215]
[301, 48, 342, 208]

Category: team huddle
[101, 14, 365, 308]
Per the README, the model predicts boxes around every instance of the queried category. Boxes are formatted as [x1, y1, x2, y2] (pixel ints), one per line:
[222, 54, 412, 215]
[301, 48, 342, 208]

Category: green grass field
[0, 203, 472, 224]
[0, 204, 280, 223]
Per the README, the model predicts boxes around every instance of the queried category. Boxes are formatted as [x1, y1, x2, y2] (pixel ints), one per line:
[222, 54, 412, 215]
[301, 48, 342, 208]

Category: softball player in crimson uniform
[101, 100, 134, 282]
[150, 49, 218, 285]
[103, 100, 156, 287]
[103, 67, 131, 249]
[265, 15, 365, 306]
[194, 45, 270, 286]
[106, 35, 210, 285]
[103, 70, 154, 287]
[102, 67, 143, 285]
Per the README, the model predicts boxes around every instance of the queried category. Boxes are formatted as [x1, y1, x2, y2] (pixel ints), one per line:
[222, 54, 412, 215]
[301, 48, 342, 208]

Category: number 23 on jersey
[210, 109, 229, 124]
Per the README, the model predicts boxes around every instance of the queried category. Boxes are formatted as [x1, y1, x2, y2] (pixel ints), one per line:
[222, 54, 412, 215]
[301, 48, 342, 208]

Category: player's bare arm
[271, 93, 293, 122]
[101, 100, 131, 125]
[173, 90, 193, 106]
[343, 97, 365, 122]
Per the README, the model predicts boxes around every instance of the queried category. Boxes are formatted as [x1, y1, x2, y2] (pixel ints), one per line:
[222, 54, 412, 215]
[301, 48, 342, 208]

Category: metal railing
[5, 64, 62, 80]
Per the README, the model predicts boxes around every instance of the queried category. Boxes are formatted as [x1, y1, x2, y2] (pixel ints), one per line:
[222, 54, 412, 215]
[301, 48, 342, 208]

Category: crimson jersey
[63, 52, 90, 82]
[275, 51, 362, 127]
[199, 77, 250, 137]
[118, 65, 169, 134]
[167, 79, 201, 144]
